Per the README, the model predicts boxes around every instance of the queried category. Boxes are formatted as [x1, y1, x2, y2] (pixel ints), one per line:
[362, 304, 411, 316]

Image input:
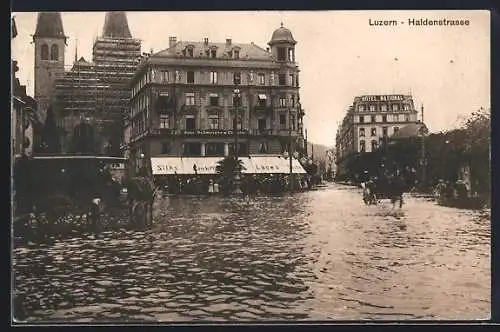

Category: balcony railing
[252, 104, 273, 113]
[180, 104, 201, 113]
[250, 129, 276, 136]
[151, 128, 176, 135]
[157, 106, 176, 114]
[228, 106, 248, 114]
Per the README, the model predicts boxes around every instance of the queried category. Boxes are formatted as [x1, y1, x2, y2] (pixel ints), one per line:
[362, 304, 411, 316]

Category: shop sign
[155, 164, 181, 173]
[181, 129, 248, 136]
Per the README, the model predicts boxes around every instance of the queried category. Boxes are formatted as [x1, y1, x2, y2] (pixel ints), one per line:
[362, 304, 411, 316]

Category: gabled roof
[153, 40, 273, 61]
[33, 12, 66, 40]
[71, 57, 92, 71]
[390, 123, 429, 140]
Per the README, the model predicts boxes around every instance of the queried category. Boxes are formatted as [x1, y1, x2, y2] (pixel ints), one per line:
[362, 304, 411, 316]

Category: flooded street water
[12, 183, 490, 322]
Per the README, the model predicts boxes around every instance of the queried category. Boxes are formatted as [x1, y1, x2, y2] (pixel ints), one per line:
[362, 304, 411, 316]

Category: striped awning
[151, 156, 306, 175]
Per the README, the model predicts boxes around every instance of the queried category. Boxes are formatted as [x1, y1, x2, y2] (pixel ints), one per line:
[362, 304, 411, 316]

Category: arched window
[50, 44, 59, 61]
[41, 44, 49, 60]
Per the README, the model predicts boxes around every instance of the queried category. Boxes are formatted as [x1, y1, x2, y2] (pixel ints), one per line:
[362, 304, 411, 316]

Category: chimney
[169, 36, 177, 49]
[226, 38, 232, 46]
[204, 37, 209, 45]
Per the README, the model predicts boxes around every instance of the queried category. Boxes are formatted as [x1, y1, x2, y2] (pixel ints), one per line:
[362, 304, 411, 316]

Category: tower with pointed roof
[102, 11, 132, 38]
[46, 11, 141, 156]
[33, 12, 67, 122]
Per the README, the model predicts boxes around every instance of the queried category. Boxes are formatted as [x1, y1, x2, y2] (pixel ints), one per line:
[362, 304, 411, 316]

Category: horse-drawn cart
[13, 155, 127, 232]
[362, 176, 408, 208]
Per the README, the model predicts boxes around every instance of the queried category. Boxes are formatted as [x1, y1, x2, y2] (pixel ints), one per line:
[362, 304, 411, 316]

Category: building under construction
[33, 12, 142, 156]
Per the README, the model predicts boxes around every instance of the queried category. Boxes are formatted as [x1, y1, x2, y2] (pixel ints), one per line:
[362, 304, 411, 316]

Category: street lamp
[232, 89, 243, 195]
[287, 108, 295, 192]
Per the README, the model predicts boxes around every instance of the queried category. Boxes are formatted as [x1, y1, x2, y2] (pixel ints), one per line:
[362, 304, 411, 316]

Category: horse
[124, 175, 156, 228]
[363, 175, 407, 208]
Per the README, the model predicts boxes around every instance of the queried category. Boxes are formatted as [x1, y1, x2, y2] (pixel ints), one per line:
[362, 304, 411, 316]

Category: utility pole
[305, 129, 308, 158]
[288, 108, 294, 192]
[232, 89, 242, 195]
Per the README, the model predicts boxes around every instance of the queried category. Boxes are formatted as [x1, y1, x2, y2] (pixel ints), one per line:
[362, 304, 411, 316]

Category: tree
[215, 156, 246, 194]
[40, 106, 61, 153]
[462, 108, 490, 197]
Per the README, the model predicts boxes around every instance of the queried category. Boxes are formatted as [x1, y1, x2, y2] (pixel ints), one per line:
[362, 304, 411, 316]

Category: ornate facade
[126, 24, 306, 174]
[335, 94, 421, 179]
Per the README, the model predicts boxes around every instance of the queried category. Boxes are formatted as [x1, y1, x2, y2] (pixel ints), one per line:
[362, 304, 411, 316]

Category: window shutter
[224, 117, 229, 129]
[201, 118, 207, 129]
[180, 118, 186, 130]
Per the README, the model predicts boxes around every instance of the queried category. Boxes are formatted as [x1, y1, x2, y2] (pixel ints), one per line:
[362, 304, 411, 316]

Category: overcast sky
[11, 11, 490, 147]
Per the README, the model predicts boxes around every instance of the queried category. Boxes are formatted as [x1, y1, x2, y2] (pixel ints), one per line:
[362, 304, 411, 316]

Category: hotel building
[335, 94, 421, 179]
[126, 24, 306, 176]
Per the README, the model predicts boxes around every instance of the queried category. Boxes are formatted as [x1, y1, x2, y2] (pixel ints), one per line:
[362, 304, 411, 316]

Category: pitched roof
[154, 40, 273, 61]
[390, 123, 429, 140]
[33, 12, 66, 39]
[102, 12, 132, 39]
[71, 57, 92, 71]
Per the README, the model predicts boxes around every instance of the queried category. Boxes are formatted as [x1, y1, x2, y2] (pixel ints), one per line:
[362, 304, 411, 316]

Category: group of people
[359, 164, 417, 208]
[153, 173, 315, 196]
[433, 179, 470, 202]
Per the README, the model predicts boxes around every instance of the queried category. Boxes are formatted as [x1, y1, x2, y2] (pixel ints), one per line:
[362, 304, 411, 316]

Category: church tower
[33, 12, 67, 121]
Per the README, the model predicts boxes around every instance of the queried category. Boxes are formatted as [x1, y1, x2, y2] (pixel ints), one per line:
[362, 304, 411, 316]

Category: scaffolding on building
[50, 36, 141, 155]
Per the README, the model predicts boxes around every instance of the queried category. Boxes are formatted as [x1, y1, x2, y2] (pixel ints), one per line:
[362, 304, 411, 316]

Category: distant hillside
[307, 142, 333, 163]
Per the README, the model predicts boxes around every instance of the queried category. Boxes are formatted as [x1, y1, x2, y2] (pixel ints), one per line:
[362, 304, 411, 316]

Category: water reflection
[14, 194, 314, 322]
[12, 186, 490, 322]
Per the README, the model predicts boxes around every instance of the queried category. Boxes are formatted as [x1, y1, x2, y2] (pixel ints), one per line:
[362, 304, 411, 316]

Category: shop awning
[151, 157, 184, 175]
[151, 156, 306, 175]
[181, 157, 221, 175]
[246, 156, 286, 174]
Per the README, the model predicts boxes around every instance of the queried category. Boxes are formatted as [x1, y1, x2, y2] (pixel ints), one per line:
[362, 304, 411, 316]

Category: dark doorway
[71, 123, 96, 154]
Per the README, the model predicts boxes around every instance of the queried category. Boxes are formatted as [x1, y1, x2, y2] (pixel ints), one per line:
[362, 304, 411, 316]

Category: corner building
[335, 94, 420, 180]
[127, 24, 306, 175]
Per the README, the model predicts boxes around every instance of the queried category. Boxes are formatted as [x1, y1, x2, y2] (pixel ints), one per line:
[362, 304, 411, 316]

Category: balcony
[252, 104, 273, 113]
[250, 129, 276, 136]
[180, 104, 200, 114]
[277, 128, 300, 137]
[228, 106, 248, 114]
[150, 128, 177, 136]
[157, 106, 176, 114]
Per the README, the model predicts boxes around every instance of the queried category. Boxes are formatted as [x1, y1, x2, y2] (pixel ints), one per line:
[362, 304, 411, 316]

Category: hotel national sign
[360, 95, 405, 102]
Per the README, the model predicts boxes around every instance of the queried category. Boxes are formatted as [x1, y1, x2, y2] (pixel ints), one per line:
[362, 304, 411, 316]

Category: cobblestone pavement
[12, 183, 490, 322]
